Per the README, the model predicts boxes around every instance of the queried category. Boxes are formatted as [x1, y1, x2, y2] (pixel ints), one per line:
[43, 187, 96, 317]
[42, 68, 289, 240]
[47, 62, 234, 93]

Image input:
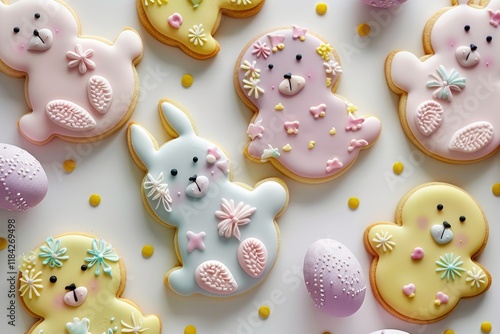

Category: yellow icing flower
[316, 43, 333, 61]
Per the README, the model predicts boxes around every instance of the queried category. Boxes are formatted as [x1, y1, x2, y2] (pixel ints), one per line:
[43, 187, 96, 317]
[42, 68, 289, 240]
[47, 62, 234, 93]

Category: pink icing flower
[215, 198, 256, 240]
[488, 9, 500, 27]
[66, 44, 95, 74]
[252, 40, 271, 59]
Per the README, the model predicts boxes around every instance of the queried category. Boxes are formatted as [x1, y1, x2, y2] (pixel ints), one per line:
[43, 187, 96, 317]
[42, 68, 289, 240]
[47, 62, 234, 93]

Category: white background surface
[1, 0, 499, 333]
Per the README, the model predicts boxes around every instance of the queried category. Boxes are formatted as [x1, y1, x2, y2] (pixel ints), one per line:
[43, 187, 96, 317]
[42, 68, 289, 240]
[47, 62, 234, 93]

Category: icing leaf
[415, 100, 443, 136]
[46, 100, 96, 130]
[215, 198, 256, 240]
[84, 239, 119, 277]
[426, 65, 466, 101]
[449, 121, 494, 153]
[38, 236, 69, 267]
[238, 238, 268, 278]
[195, 260, 238, 294]
[87, 75, 113, 114]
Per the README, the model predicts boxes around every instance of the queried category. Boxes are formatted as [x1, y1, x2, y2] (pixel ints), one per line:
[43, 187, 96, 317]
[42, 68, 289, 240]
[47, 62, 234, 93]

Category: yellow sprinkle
[481, 322, 492, 333]
[277, 44, 284, 50]
[357, 23, 371, 36]
[283, 144, 292, 152]
[258, 305, 271, 319]
[0, 237, 7, 251]
[89, 194, 101, 207]
[329, 127, 336, 135]
[181, 74, 194, 87]
[444, 330, 455, 334]
[184, 325, 197, 334]
[316, 3, 327, 15]
[393, 161, 404, 175]
[63, 159, 76, 173]
[326, 77, 332, 87]
[275, 103, 284, 111]
[492, 183, 500, 196]
[308, 141, 315, 149]
[142, 244, 154, 258]
[348, 197, 359, 210]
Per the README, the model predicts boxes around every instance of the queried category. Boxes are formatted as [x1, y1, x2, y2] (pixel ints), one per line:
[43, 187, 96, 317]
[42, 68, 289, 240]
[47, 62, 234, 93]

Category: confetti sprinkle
[142, 244, 154, 258]
[181, 74, 194, 87]
[0, 237, 7, 251]
[492, 183, 500, 196]
[393, 161, 404, 175]
[316, 3, 327, 15]
[348, 197, 360, 210]
[357, 23, 371, 36]
[89, 194, 101, 207]
[184, 325, 197, 334]
[258, 305, 271, 319]
[481, 322, 492, 333]
[63, 159, 76, 173]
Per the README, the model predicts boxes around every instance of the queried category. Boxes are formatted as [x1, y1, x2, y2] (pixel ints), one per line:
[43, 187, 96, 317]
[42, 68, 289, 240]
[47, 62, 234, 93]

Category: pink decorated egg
[303, 239, 366, 317]
[0, 144, 48, 211]
[362, 0, 407, 8]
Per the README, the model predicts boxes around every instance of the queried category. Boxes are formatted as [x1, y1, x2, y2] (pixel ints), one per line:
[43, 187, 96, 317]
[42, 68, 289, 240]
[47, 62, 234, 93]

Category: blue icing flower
[84, 239, 119, 276]
[38, 236, 69, 268]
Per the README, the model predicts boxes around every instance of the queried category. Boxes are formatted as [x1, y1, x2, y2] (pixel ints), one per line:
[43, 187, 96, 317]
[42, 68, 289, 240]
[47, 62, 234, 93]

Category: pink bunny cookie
[387, 0, 500, 162]
[364, 183, 491, 323]
[18, 234, 161, 334]
[235, 26, 381, 183]
[127, 99, 288, 297]
[137, 0, 265, 59]
[0, 0, 143, 144]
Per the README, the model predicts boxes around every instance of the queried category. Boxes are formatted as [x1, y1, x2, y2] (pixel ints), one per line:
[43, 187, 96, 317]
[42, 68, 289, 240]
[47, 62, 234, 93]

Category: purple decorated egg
[303, 239, 366, 317]
[362, 0, 407, 8]
[0, 144, 48, 211]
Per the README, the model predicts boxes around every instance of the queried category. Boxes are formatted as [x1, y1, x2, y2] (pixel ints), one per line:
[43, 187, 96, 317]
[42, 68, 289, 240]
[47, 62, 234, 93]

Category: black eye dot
[296, 54, 302, 61]
[459, 216, 466, 222]
[268, 64, 273, 69]
[170, 169, 178, 176]
[437, 204, 444, 211]
[80, 264, 87, 271]
[13, 27, 20, 33]
[464, 25, 470, 32]
[193, 156, 198, 163]
[34, 13, 40, 19]
[487, 36, 493, 43]
[50, 275, 57, 283]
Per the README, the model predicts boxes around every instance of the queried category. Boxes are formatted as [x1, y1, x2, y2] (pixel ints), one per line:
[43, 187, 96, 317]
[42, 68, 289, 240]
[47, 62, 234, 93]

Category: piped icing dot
[348, 197, 359, 210]
[316, 3, 327, 15]
[481, 322, 492, 333]
[275, 103, 284, 111]
[357, 23, 371, 36]
[89, 194, 101, 207]
[0, 237, 7, 250]
[392, 161, 404, 175]
[258, 305, 271, 319]
[63, 159, 76, 173]
[492, 183, 500, 196]
[181, 74, 194, 87]
[142, 244, 154, 258]
[184, 324, 197, 334]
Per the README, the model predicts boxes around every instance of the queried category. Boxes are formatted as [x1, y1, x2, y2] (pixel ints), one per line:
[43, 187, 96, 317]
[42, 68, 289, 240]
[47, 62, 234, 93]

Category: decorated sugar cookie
[18, 234, 161, 334]
[137, 0, 265, 59]
[386, 0, 500, 162]
[0, 0, 143, 144]
[235, 26, 381, 183]
[364, 183, 491, 323]
[127, 99, 288, 297]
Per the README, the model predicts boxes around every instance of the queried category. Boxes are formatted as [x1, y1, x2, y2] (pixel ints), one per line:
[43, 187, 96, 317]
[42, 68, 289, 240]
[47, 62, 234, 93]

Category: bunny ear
[128, 123, 159, 171]
[159, 101, 197, 138]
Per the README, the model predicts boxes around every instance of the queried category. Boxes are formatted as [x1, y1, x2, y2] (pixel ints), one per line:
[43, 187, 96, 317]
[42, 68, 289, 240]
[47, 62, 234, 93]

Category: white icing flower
[466, 267, 487, 288]
[242, 77, 265, 99]
[144, 172, 172, 212]
[240, 60, 261, 78]
[121, 312, 149, 333]
[215, 198, 256, 240]
[323, 60, 342, 76]
[19, 268, 43, 299]
[231, 0, 252, 5]
[66, 44, 95, 74]
[372, 230, 395, 252]
[252, 40, 271, 59]
[188, 24, 208, 46]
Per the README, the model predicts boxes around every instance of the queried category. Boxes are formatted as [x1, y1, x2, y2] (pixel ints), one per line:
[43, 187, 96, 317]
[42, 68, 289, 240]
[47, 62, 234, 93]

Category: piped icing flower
[240, 60, 261, 78]
[435, 253, 465, 281]
[84, 239, 119, 276]
[466, 267, 487, 288]
[372, 230, 396, 252]
[38, 236, 69, 268]
[242, 77, 265, 98]
[252, 40, 271, 59]
[316, 43, 333, 61]
[121, 312, 149, 333]
[19, 268, 43, 299]
[188, 24, 207, 46]
[144, 0, 168, 6]
[426, 66, 466, 101]
[231, 0, 252, 5]
[144, 172, 172, 212]
[215, 198, 256, 240]
[66, 44, 95, 74]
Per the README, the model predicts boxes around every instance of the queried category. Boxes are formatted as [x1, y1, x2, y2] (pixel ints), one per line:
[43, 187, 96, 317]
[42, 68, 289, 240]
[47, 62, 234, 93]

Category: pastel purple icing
[361, 0, 407, 8]
[303, 239, 366, 317]
[0, 144, 48, 211]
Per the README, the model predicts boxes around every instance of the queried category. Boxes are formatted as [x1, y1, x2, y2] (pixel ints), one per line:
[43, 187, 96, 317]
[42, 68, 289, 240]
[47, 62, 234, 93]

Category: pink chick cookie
[303, 239, 366, 317]
[387, 0, 500, 162]
[0, 0, 143, 144]
[235, 26, 381, 183]
[0, 143, 48, 211]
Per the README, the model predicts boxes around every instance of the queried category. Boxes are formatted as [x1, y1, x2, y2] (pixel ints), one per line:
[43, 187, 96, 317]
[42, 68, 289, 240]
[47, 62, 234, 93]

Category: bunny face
[18, 234, 161, 334]
[128, 100, 288, 297]
[0, 0, 143, 144]
[365, 183, 490, 323]
[387, 0, 500, 162]
[235, 26, 381, 183]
